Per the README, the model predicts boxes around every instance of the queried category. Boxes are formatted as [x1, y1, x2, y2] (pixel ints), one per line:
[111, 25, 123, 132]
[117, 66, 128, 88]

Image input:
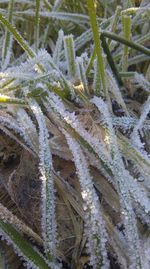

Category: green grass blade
[35, 0, 41, 52]
[0, 94, 26, 105]
[108, 5, 121, 46]
[93, 59, 102, 96]
[87, 0, 106, 96]
[101, 31, 150, 56]
[100, 35, 123, 86]
[0, 220, 51, 269]
[15, 11, 89, 26]
[2, 0, 14, 69]
[0, 13, 35, 57]
[86, 46, 96, 77]
[64, 35, 77, 80]
[77, 57, 89, 96]
[122, 15, 131, 71]
[43, 0, 52, 11]
[53, 0, 63, 11]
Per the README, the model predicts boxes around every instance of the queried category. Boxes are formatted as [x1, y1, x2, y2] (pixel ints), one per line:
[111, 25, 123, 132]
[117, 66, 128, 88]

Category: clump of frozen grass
[0, 1, 150, 269]
[63, 130, 109, 269]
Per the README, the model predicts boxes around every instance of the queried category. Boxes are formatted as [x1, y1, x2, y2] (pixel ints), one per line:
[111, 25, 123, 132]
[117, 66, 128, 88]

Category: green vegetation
[0, 0, 150, 269]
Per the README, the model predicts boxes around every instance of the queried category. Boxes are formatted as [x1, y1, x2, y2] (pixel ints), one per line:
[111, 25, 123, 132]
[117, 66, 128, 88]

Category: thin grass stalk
[113, 32, 150, 63]
[0, 203, 42, 245]
[53, 0, 63, 11]
[103, 0, 108, 18]
[86, 46, 96, 77]
[101, 31, 150, 56]
[87, 0, 106, 95]
[15, 11, 89, 25]
[0, 78, 14, 89]
[122, 15, 131, 71]
[29, 100, 58, 264]
[93, 59, 101, 96]
[0, 220, 51, 269]
[0, 114, 36, 153]
[63, 131, 109, 269]
[2, 0, 14, 69]
[0, 84, 20, 94]
[43, 0, 52, 11]
[108, 5, 122, 46]
[0, 13, 35, 57]
[0, 94, 26, 105]
[53, 30, 64, 64]
[77, 57, 89, 96]
[64, 35, 77, 80]
[35, 0, 41, 53]
[100, 35, 123, 86]
[128, 54, 149, 65]
[119, 71, 135, 77]
[41, 23, 51, 48]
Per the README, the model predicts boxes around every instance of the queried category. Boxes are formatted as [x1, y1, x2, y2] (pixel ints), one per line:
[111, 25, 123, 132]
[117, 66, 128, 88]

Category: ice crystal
[29, 100, 57, 260]
[112, 116, 137, 130]
[130, 96, 150, 161]
[64, 34, 77, 80]
[0, 115, 35, 152]
[45, 91, 112, 171]
[135, 206, 150, 228]
[93, 59, 102, 95]
[63, 130, 109, 269]
[0, 203, 41, 244]
[133, 72, 150, 92]
[17, 11, 89, 25]
[92, 96, 145, 269]
[126, 171, 150, 214]
[53, 30, 64, 65]
[77, 56, 89, 95]
[106, 69, 128, 115]
[17, 108, 38, 152]
[2, 35, 13, 70]
[0, 228, 41, 269]
[131, 96, 150, 151]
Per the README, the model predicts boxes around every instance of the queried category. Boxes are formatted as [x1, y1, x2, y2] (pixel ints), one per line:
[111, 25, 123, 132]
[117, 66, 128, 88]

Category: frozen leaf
[29, 100, 57, 262]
